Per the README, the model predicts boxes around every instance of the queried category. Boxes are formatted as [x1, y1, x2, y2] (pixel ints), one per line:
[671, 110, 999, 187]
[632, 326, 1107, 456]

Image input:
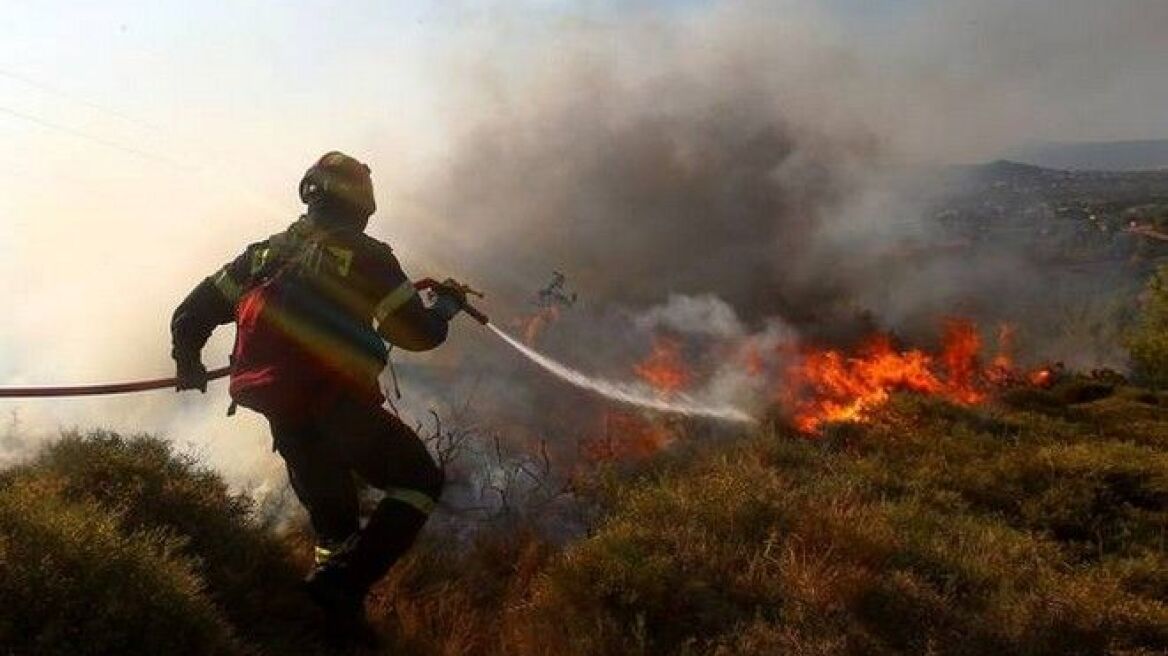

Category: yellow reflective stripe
[212, 269, 242, 303]
[326, 246, 353, 277]
[373, 280, 417, 324]
[249, 247, 272, 275]
[387, 487, 436, 515]
[314, 545, 333, 566]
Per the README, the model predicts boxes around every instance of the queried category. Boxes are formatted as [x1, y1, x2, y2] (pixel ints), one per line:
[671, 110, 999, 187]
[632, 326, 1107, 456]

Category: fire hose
[0, 279, 751, 424]
[0, 279, 488, 400]
[0, 366, 233, 398]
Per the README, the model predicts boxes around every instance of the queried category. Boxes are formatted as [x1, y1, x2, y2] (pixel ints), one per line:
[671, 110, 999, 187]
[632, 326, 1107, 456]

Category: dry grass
[496, 388, 1168, 655]
[0, 383, 1165, 655]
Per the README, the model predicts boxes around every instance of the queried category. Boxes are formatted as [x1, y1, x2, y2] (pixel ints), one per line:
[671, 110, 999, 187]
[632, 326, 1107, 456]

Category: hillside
[518, 387, 1168, 654]
[934, 160, 1168, 250]
[1, 377, 1166, 655]
[1003, 140, 1168, 172]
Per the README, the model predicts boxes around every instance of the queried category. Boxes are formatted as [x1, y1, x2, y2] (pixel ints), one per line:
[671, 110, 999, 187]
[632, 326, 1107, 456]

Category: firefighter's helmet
[299, 151, 376, 218]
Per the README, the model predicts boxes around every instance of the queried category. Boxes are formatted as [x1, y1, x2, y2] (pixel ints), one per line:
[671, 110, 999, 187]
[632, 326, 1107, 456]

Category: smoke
[363, 0, 1168, 490]
[2, 0, 1166, 496]
[636, 294, 746, 339]
[407, 18, 873, 326]
[397, 0, 1166, 336]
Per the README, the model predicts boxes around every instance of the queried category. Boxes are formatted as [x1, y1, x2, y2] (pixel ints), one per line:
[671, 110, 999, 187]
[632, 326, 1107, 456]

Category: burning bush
[780, 319, 989, 432]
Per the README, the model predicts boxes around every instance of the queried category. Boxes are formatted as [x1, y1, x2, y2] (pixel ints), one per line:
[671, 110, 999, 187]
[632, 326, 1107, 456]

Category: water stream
[487, 323, 756, 424]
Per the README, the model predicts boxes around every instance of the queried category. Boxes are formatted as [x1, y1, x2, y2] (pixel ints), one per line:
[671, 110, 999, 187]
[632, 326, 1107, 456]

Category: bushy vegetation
[0, 431, 330, 656]
[0, 479, 238, 655]
[1, 385, 1166, 655]
[1128, 264, 1168, 388]
[505, 389, 1168, 655]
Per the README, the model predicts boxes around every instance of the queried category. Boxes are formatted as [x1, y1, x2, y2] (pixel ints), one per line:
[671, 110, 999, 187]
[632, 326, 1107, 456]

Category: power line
[0, 102, 287, 217]
[0, 103, 187, 170]
[0, 67, 161, 132]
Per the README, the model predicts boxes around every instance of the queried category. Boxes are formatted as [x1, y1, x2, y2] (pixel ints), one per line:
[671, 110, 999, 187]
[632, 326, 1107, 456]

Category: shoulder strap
[237, 222, 307, 292]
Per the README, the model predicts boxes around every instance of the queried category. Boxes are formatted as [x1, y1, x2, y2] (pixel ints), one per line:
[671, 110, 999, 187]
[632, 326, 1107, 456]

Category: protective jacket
[171, 212, 448, 415]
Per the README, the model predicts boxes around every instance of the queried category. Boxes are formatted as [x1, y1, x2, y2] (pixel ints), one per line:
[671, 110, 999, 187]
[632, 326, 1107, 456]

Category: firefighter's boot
[303, 537, 377, 647]
[303, 495, 432, 643]
[338, 495, 431, 591]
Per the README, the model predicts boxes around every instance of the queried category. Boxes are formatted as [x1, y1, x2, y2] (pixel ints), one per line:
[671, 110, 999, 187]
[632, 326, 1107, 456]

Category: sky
[0, 0, 1164, 487]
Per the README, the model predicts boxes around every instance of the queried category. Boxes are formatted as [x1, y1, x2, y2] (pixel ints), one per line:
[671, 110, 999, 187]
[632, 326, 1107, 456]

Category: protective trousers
[269, 394, 444, 594]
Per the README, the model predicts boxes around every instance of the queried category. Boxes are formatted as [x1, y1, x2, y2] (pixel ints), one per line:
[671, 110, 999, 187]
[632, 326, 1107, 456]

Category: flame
[783, 318, 992, 434]
[986, 323, 1017, 384]
[633, 337, 692, 396]
[740, 342, 768, 376]
[1028, 367, 1056, 388]
[939, 318, 984, 404]
[581, 411, 674, 463]
[582, 316, 1055, 449]
[513, 306, 561, 346]
[991, 323, 1016, 371]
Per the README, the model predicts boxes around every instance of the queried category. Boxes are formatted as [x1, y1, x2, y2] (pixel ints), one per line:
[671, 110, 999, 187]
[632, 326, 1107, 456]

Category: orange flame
[740, 342, 768, 376]
[939, 318, 983, 404]
[513, 306, 561, 346]
[1028, 367, 1055, 388]
[582, 411, 674, 463]
[633, 337, 692, 396]
[597, 317, 1051, 449]
[783, 318, 992, 434]
[986, 323, 1017, 384]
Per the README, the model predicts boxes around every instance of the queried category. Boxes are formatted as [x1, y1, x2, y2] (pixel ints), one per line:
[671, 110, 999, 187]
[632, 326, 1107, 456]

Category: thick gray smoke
[397, 0, 1166, 338]
[410, 29, 873, 330]
[375, 0, 1168, 462]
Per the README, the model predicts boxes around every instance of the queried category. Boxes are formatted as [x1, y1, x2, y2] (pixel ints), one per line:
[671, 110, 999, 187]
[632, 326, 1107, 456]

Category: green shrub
[0, 480, 239, 655]
[1128, 265, 1168, 388]
[0, 431, 328, 655]
[15, 432, 311, 633]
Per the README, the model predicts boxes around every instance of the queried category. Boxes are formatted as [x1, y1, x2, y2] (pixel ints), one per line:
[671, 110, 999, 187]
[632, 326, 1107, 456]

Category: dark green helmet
[298, 151, 376, 219]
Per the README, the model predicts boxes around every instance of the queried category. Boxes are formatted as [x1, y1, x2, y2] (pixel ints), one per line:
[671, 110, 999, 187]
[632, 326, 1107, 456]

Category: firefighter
[170, 151, 462, 635]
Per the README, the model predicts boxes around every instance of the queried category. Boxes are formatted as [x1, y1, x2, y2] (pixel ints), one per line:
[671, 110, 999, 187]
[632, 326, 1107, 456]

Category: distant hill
[939, 159, 1168, 203]
[1004, 140, 1168, 171]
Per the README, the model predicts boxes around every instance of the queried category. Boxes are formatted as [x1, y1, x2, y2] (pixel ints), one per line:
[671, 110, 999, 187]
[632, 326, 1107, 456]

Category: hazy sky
[1, 0, 1164, 485]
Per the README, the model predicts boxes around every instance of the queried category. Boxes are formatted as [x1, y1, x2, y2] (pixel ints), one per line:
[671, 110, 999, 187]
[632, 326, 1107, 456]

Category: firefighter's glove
[174, 353, 208, 393]
[431, 278, 467, 321]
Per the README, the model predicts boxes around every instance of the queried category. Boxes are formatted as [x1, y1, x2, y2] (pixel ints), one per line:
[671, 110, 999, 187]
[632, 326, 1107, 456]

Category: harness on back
[228, 225, 388, 419]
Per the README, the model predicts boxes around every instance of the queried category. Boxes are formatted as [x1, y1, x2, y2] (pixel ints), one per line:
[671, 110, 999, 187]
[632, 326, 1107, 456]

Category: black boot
[303, 536, 378, 647]
[302, 498, 430, 646]
[336, 497, 430, 592]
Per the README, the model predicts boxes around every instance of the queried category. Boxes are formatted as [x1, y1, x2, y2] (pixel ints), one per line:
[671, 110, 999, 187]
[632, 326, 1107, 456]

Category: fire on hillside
[615, 317, 1057, 438]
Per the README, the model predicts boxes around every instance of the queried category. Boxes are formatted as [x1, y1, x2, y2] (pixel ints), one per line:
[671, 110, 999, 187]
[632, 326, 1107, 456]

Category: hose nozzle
[414, 277, 490, 325]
